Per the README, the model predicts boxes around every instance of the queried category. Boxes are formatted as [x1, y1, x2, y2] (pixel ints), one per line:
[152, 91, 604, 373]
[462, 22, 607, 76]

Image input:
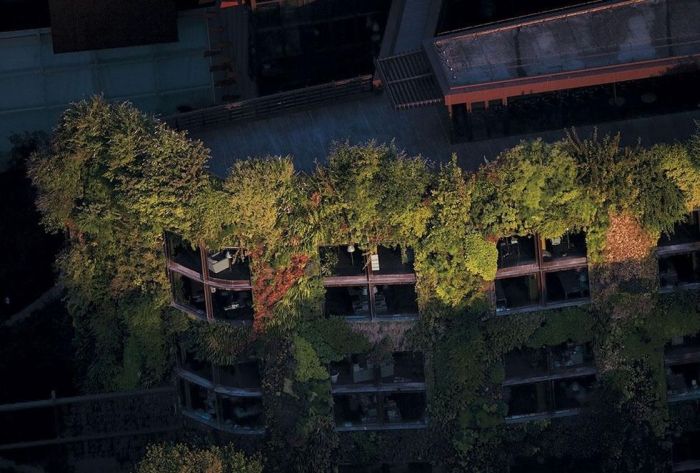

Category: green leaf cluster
[136, 443, 262, 473]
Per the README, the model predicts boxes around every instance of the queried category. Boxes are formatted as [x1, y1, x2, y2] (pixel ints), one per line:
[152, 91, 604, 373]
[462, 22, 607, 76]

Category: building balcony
[495, 232, 590, 315]
[322, 245, 419, 322]
[502, 342, 597, 423]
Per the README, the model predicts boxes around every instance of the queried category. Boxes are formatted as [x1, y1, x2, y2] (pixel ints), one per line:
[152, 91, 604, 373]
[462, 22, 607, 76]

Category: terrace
[495, 231, 590, 314]
[166, 233, 202, 275]
[179, 348, 213, 384]
[502, 342, 597, 422]
[322, 245, 419, 321]
[331, 351, 427, 431]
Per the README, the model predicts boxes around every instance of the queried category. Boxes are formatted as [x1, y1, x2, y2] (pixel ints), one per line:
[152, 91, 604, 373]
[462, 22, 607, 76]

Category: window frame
[494, 232, 590, 314]
[657, 210, 700, 292]
[502, 343, 597, 423]
[664, 333, 700, 403]
[178, 373, 264, 435]
[330, 351, 428, 431]
[321, 245, 419, 322]
[165, 236, 254, 324]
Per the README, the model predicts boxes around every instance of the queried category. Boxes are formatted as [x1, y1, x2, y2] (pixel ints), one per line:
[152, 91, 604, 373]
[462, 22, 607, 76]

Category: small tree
[27, 97, 210, 390]
[136, 443, 263, 473]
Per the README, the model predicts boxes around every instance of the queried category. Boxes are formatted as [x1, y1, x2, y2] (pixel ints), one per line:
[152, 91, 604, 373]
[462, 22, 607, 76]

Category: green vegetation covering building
[28, 97, 700, 472]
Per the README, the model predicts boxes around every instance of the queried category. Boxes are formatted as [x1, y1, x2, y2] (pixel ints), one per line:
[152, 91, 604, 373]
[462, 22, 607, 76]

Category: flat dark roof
[49, 0, 178, 53]
[425, 0, 700, 106]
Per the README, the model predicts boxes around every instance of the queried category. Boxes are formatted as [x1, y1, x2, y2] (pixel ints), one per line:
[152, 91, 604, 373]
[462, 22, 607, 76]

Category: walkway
[193, 90, 700, 177]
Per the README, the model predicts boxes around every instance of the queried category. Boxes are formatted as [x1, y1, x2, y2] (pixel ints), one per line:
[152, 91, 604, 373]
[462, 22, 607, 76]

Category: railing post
[51, 390, 60, 439]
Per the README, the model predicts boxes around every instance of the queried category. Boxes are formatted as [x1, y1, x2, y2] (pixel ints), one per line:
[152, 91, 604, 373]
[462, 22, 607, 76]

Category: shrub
[136, 443, 262, 473]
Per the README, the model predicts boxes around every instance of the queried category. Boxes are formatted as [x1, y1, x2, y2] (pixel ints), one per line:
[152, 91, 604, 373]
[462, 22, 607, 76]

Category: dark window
[666, 334, 700, 361]
[497, 235, 537, 269]
[166, 233, 201, 272]
[334, 392, 380, 427]
[333, 391, 427, 428]
[375, 246, 415, 274]
[218, 361, 261, 389]
[321, 244, 418, 320]
[219, 395, 264, 430]
[659, 251, 700, 287]
[374, 284, 418, 318]
[495, 275, 539, 310]
[339, 464, 432, 473]
[667, 362, 700, 396]
[172, 273, 206, 316]
[320, 245, 365, 276]
[544, 268, 590, 302]
[504, 343, 594, 380]
[330, 352, 425, 386]
[211, 288, 254, 322]
[330, 354, 374, 385]
[495, 231, 589, 313]
[504, 347, 549, 379]
[659, 211, 700, 246]
[385, 352, 425, 384]
[180, 349, 212, 381]
[510, 457, 601, 473]
[207, 249, 251, 281]
[180, 379, 216, 421]
[552, 375, 595, 410]
[673, 430, 700, 464]
[503, 375, 595, 417]
[550, 342, 594, 370]
[543, 231, 587, 261]
[384, 392, 426, 424]
[504, 382, 552, 416]
[325, 286, 371, 318]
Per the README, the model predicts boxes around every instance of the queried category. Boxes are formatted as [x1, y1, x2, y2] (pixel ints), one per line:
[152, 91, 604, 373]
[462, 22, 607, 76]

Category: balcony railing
[165, 75, 374, 132]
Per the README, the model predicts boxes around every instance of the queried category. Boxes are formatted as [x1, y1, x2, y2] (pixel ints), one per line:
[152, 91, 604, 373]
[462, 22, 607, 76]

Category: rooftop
[0, 11, 215, 165]
[190, 91, 700, 177]
[48, 0, 178, 53]
[428, 0, 700, 92]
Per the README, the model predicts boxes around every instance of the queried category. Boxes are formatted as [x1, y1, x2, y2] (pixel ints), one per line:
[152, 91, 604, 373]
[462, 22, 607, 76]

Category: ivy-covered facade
[28, 98, 700, 472]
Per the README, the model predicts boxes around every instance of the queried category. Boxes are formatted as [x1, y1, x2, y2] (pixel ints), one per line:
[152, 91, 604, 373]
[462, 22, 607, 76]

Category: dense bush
[136, 443, 262, 473]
